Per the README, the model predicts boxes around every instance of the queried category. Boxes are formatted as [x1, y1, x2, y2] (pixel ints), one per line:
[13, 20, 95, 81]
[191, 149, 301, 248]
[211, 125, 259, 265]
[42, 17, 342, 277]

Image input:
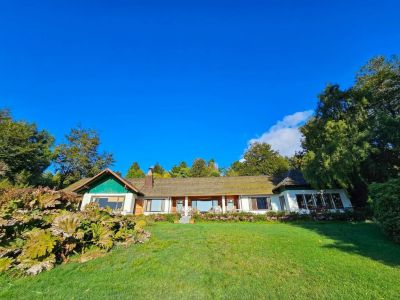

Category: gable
[88, 176, 129, 194]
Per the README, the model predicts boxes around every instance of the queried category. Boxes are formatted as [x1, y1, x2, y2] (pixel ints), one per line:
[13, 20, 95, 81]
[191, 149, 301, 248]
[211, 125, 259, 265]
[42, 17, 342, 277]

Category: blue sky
[1, 1, 399, 175]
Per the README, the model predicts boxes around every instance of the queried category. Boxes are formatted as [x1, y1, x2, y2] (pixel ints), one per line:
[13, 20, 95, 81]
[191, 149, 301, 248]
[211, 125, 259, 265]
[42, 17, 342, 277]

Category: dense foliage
[370, 178, 400, 243]
[53, 127, 114, 188]
[0, 110, 54, 186]
[228, 143, 290, 177]
[125, 162, 145, 178]
[0, 188, 149, 275]
[301, 56, 400, 207]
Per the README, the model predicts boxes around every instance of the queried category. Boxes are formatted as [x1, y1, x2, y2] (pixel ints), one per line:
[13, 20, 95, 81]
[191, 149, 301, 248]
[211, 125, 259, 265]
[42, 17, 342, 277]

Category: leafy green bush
[370, 178, 400, 243]
[190, 210, 361, 223]
[0, 187, 150, 275]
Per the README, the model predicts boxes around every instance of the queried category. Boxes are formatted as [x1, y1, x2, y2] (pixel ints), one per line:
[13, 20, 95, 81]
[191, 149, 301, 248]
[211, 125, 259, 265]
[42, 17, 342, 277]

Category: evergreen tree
[53, 127, 114, 188]
[0, 109, 54, 185]
[126, 162, 145, 178]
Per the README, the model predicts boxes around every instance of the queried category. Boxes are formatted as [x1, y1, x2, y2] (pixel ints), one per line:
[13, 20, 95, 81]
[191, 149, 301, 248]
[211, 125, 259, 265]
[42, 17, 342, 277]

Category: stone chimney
[144, 167, 154, 188]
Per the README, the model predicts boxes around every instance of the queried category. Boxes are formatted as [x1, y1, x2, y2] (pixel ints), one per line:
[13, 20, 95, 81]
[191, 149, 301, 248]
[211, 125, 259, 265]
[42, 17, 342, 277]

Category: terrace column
[222, 196, 226, 213]
[184, 196, 189, 216]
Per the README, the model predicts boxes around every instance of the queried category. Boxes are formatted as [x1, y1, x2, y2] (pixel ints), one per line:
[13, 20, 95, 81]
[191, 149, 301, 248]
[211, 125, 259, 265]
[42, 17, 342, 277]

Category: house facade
[65, 168, 352, 216]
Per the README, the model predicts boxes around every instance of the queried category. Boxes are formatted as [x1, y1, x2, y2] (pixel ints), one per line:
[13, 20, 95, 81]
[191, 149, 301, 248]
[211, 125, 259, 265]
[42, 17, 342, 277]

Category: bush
[0, 187, 150, 275]
[370, 178, 400, 243]
[190, 210, 361, 223]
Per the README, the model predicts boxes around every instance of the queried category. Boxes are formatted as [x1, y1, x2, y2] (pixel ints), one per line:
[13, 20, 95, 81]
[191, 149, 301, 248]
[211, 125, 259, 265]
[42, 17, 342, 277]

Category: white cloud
[248, 110, 313, 157]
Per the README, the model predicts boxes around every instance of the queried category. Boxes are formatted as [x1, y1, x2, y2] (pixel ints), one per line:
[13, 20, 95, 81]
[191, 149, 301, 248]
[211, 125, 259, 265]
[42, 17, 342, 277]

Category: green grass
[1, 222, 400, 299]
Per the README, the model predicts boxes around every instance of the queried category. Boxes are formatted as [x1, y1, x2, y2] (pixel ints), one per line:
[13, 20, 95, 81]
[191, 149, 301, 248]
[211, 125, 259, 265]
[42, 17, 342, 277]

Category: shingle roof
[272, 169, 309, 192]
[64, 169, 310, 197]
[128, 176, 276, 197]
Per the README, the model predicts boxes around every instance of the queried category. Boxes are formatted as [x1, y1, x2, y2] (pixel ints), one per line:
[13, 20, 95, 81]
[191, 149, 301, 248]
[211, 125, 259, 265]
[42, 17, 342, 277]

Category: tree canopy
[53, 127, 114, 188]
[0, 109, 54, 185]
[301, 56, 400, 207]
[125, 162, 145, 178]
[170, 161, 190, 178]
[228, 143, 289, 177]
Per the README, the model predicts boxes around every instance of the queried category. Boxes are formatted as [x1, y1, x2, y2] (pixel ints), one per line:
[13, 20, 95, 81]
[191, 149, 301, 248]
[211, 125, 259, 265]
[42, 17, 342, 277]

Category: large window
[294, 193, 344, 210]
[304, 194, 315, 209]
[91, 196, 125, 211]
[145, 199, 165, 212]
[250, 197, 271, 210]
[296, 194, 307, 209]
[279, 196, 287, 211]
[314, 194, 324, 208]
[176, 199, 183, 212]
[192, 200, 218, 212]
[331, 193, 344, 209]
[227, 199, 235, 211]
[323, 194, 334, 209]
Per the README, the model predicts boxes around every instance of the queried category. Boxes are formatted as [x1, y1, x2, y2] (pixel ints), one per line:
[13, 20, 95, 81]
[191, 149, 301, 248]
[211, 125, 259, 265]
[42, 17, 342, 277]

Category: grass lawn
[1, 222, 400, 299]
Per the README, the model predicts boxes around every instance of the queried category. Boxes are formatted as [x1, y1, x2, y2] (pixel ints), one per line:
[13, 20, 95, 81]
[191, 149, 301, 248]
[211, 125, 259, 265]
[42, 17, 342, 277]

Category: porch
[171, 196, 241, 215]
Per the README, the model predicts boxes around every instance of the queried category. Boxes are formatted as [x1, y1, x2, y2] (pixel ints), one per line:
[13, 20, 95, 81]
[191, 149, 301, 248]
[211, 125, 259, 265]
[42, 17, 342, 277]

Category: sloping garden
[0, 187, 150, 276]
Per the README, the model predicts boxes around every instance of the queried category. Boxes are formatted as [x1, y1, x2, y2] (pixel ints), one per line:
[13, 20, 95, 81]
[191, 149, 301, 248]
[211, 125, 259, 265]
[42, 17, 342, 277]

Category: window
[227, 199, 235, 211]
[250, 197, 271, 210]
[294, 193, 343, 211]
[304, 194, 315, 209]
[91, 196, 125, 211]
[191, 200, 219, 212]
[296, 194, 307, 209]
[145, 199, 165, 212]
[176, 199, 183, 212]
[279, 196, 286, 211]
[331, 193, 344, 209]
[323, 194, 334, 209]
[314, 194, 324, 208]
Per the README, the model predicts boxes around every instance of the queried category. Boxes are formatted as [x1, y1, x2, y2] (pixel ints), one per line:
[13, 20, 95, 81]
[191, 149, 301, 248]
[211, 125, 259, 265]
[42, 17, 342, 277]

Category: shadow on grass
[292, 222, 400, 267]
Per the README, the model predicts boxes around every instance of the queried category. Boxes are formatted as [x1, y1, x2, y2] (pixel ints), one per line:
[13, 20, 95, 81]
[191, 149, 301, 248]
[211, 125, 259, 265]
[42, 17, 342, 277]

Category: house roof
[64, 169, 142, 195]
[128, 176, 276, 197]
[64, 169, 310, 197]
[272, 169, 310, 192]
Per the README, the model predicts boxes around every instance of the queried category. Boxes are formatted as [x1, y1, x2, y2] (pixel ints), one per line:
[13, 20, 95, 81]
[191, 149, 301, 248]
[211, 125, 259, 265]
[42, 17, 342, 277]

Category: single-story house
[65, 168, 352, 216]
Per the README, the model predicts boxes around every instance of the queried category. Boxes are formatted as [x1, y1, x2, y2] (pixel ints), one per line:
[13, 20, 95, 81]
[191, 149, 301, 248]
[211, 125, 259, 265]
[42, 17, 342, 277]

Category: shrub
[370, 178, 400, 243]
[0, 187, 150, 275]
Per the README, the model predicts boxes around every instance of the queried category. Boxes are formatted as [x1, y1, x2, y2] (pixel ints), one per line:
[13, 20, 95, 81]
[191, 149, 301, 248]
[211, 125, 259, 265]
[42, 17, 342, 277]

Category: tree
[153, 163, 170, 178]
[53, 127, 114, 188]
[231, 143, 289, 177]
[190, 158, 209, 177]
[126, 162, 145, 178]
[0, 109, 54, 185]
[207, 159, 220, 177]
[301, 56, 400, 207]
[170, 161, 190, 178]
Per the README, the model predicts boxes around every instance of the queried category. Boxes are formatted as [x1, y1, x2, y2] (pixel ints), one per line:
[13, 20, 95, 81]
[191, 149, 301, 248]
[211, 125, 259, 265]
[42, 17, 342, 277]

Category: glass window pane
[314, 194, 324, 208]
[212, 200, 219, 208]
[296, 194, 306, 209]
[279, 196, 286, 211]
[305, 194, 315, 209]
[323, 194, 334, 209]
[151, 200, 163, 212]
[331, 193, 344, 209]
[227, 200, 234, 209]
[197, 200, 213, 212]
[93, 197, 124, 211]
[176, 200, 183, 211]
[256, 197, 267, 210]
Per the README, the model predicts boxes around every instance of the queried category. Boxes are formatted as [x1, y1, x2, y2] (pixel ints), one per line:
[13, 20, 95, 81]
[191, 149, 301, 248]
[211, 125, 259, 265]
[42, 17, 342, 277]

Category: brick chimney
[144, 167, 154, 188]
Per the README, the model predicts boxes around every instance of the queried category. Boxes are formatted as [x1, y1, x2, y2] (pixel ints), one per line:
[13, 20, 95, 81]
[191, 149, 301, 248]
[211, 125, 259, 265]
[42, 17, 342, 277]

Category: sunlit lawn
[1, 222, 400, 299]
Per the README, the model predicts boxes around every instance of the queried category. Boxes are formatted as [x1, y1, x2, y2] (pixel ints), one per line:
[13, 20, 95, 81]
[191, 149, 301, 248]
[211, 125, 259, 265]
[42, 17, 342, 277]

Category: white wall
[80, 193, 136, 215]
